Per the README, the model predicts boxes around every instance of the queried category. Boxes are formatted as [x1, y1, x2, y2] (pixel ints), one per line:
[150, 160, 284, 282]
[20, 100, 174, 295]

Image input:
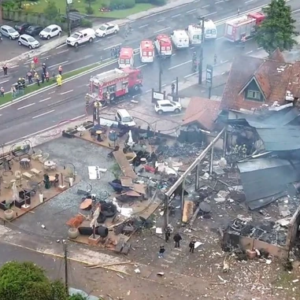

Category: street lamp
[198, 17, 205, 84]
[66, 0, 72, 37]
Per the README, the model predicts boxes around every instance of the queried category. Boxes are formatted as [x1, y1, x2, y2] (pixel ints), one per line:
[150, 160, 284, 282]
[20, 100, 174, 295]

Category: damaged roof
[182, 97, 220, 131]
[238, 158, 300, 210]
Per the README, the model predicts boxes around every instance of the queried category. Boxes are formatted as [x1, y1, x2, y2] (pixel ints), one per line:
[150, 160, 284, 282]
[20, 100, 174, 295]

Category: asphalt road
[0, 0, 299, 144]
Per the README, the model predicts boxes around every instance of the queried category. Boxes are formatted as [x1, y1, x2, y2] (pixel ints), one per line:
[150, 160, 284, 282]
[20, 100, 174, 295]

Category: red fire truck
[224, 12, 265, 42]
[89, 68, 142, 104]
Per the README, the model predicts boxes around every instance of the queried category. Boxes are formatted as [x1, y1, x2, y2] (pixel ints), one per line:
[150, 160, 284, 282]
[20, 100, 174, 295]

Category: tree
[255, 0, 298, 54]
[0, 261, 68, 300]
[44, 0, 59, 20]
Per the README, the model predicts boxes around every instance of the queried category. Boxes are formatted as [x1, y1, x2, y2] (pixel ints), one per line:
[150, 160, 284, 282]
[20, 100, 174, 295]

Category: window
[148, 51, 152, 56]
[246, 90, 261, 101]
[125, 59, 130, 64]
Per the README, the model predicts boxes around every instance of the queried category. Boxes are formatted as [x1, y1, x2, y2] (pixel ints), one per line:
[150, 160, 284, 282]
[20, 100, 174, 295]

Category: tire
[174, 108, 180, 113]
[97, 226, 108, 238]
[47, 35, 50, 40]
[134, 85, 139, 91]
[74, 42, 78, 47]
[18, 41, 21, 46]
[102, 33, 106, 37]
[89, 38, 93, 43]
[9, 36, 12, 40]
[78, 227, 94, 236]
[114, 30, 118, 34]
[157, 110, 163, 115]
[29, 45, 32, 50]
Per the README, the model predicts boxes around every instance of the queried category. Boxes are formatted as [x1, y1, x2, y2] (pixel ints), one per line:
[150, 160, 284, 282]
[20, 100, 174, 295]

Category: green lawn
[0, 63, 99, 106]
[24, 0, 154, 18]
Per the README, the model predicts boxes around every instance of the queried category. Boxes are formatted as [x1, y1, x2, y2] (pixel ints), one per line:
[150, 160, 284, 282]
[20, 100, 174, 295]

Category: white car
[66, 28, 95, 47]
[39, 24, 62, 40]
[155, 100, 182, 114]
[115, 109, 136, 127]
[0, 25, 19, 40]
[18, 34, 40, 49]
[96, 23, 119, 37]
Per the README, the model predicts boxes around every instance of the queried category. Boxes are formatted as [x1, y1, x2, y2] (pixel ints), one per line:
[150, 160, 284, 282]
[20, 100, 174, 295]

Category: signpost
[206, 64, 213, 99]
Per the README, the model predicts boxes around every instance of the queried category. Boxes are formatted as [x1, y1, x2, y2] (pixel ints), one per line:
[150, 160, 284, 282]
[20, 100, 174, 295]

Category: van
[171, 30, 189, 49]
[115, 109, 136, 127]
[66, 28, 95, 47]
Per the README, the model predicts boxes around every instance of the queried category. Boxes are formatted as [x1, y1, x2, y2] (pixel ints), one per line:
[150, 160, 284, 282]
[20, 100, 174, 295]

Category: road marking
[17, 103, 35, 110]
[245, 50, 253, 54]
[9, 65, 18, 69]
[172, 14, 181, 18]
[245, 0, 256, 3]
[154, 27, 170, 34]
[186, 9, 196, 14]
[215, 0, 223, 4]
[168, 60, 192, 70]
[202, 4, 209, 8]
[32, 110, 55, 119]
[49, 61, 68, 69]
[145, 89, 151, 93]
[94, 39, 102, 43]
[257, 47, 263, 50]
[48, 91, 55, 95]
[60, 90, 73, 95]
[82, 54, 93, 59]
[139, 24, 148, 29]
[56, 44, 66, 49]
[157, 19, 164, 22]
[137, 64, 147, 69]
[103, 44, 121, 50]
[56, 49, 69, 55]
[0, 80, 9, 84]
[203, 12, 217, 18]
[39, 97, 51, 102]
[184, 72, 197, 78]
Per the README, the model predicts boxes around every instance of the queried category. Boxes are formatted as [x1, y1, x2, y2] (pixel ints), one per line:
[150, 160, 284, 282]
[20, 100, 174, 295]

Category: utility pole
[66, 0, 72, 37]
[63, 242, 69, 294]
[158, 42, 162, 92]
[163, 194, 169, 230]
[198, 17, 205, 84]
[175, 77, 179, 100]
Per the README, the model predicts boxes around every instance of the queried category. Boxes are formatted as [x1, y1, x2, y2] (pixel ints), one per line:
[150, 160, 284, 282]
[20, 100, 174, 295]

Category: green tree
[0, 261, 68, 300]
[255, 0, 298, 54]
[43, 0, 59, 20]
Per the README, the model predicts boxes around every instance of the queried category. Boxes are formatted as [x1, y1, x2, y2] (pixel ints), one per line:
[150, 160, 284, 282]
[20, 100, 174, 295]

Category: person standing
[165, 226, 171, 242]
[0, 87, 4, 97]
[35, 73, 40, 86]
[27, 70, 33, 84]
[41, 72, 45, 84]
[158, 245, 165, 258]
[45, 71, 49, 82]
[42, 63, 47, 76]
[189, 240, 196, 253]
[3, 64, 8, 76]
[173, 233, 182, 248]
[58, 65, 62, 75]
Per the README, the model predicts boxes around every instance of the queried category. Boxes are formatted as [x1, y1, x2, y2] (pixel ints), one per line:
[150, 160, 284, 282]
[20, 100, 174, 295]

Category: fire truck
[154, 34, 172, 57]
[89, 68, 142, 104]
[224, 12, 265, 42]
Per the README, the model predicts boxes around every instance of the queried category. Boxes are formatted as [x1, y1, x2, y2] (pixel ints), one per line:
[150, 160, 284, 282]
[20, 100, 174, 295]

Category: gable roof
[182, 97, 220, 131]
[221, 53, 296, 111]
[269, 48, 286, 63]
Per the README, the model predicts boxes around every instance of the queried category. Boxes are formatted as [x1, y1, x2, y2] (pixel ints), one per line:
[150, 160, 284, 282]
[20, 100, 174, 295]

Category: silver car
[18, 34, 40, 49]
[0, 25, 19, 39]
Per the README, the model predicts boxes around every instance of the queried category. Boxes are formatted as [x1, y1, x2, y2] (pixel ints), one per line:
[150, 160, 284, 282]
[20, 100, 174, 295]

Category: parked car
[18, 34, 40, 49]
[154, 100, 182, 114]
[14, 23, 31, 34]
[39, 24, 62, 40]
[66, 28, 95, 47]
[95, 23, 119, 37]
[25, 25, 43, 37]
[0, 25, 19, 40]
[115, 109, 136, 127]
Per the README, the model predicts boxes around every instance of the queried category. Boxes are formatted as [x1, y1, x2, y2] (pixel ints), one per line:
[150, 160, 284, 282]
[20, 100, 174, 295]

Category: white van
[66, 28, 96, 47]
[115, 109, 136, 127]
[187, 25, 202, 45]
[200, 19, 217, 39]
[171, 30, 189, 49]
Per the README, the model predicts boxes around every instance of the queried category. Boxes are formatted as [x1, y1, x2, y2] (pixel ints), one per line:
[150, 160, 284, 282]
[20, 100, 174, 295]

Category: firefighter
[56, 74, 62, 86]
[42, 63, 47, 76]
[58, 65, 63, 75]
[171, 83, 175, 94]
[45, 71, 50, 82]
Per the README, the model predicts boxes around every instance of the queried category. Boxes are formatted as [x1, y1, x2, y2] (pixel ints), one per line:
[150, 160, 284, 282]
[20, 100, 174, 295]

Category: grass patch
[0, 63, 100, 106]
[24, 0, 154, 18]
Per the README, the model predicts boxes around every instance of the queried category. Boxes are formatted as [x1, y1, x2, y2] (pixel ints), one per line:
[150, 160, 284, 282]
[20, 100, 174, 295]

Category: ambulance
[118, 47, 134, 69]
[154, 34, 172, 57]
[200, 19, 217, 39]
[187, 25, 202, 45]
[139, 40, 155, 63]
[171, 30, 189, 49]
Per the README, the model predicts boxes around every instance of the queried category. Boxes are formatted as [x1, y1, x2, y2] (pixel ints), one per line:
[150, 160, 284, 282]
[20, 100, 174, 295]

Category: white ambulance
[171, 30, 189, 49]
[139, 40, 155, 63]
[154, 34, 172, 57]
[187, 25, 202, 45]
[200, 19, 217, 39]
[118, 47, 134, 69]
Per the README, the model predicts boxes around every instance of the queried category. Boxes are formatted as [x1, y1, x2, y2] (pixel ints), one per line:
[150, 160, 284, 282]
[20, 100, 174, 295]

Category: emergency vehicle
[187, 25, 202, 45]
[154, 34, 172, 57]
[171, 30, 189, 49]
[139, 40, 155, 63]
[224, 12, 265, 42]
[88, 68, 142, 104]
[199, 19, 217, 39]
[118, 47, 134, 69]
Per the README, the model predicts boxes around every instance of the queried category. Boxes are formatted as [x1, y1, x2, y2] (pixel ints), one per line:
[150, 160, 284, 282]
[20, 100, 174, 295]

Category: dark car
[14, 23, 31, 34]
[25, 25, 43, 37]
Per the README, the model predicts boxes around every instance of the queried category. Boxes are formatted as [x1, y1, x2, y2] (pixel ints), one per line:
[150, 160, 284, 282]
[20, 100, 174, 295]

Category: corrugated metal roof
[257, 126, 300, 151]
[238, 158, 300, 209]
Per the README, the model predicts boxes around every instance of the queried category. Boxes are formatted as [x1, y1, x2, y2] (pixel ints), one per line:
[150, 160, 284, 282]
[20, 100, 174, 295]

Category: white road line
[172, 14, 181, 18]
[154, 27, 170, 34]
[49, 61, 68, 69]
[82, 54, 93, 59]
[94, 39, 102, 43]
[48, 91, 55, 95]
[56, 44, 66, 49]
[203, 12, 217, 18]
[17, 103, 35, 110]
[145, 89, 151, 93]
[245, 50, 253, 54]
[202, 5, 209, 8]
[10, 65, 18, 69]
[215, 0, 223, 4]
[245, 0, 256, 3]
[32, 110, 55, 119]
[56, 49, 69, 55]
[137, 64, 147, 69]
[168, 60, 192, 70]
[39, 97, 51, 103]
[0, 80, 9, 84]
[157, 19, 164, 22]
[103, 44, 121, 50]
[184, 72, 197, 78]
[60, 90, 73, 95]
[139, 24, 148, 29]
[186, 9, 196, 14]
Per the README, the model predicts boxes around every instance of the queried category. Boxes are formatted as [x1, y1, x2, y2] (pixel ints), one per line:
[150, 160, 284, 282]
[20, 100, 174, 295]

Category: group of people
[158, 227, 196, 258]
[111, 46, 121, 59]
